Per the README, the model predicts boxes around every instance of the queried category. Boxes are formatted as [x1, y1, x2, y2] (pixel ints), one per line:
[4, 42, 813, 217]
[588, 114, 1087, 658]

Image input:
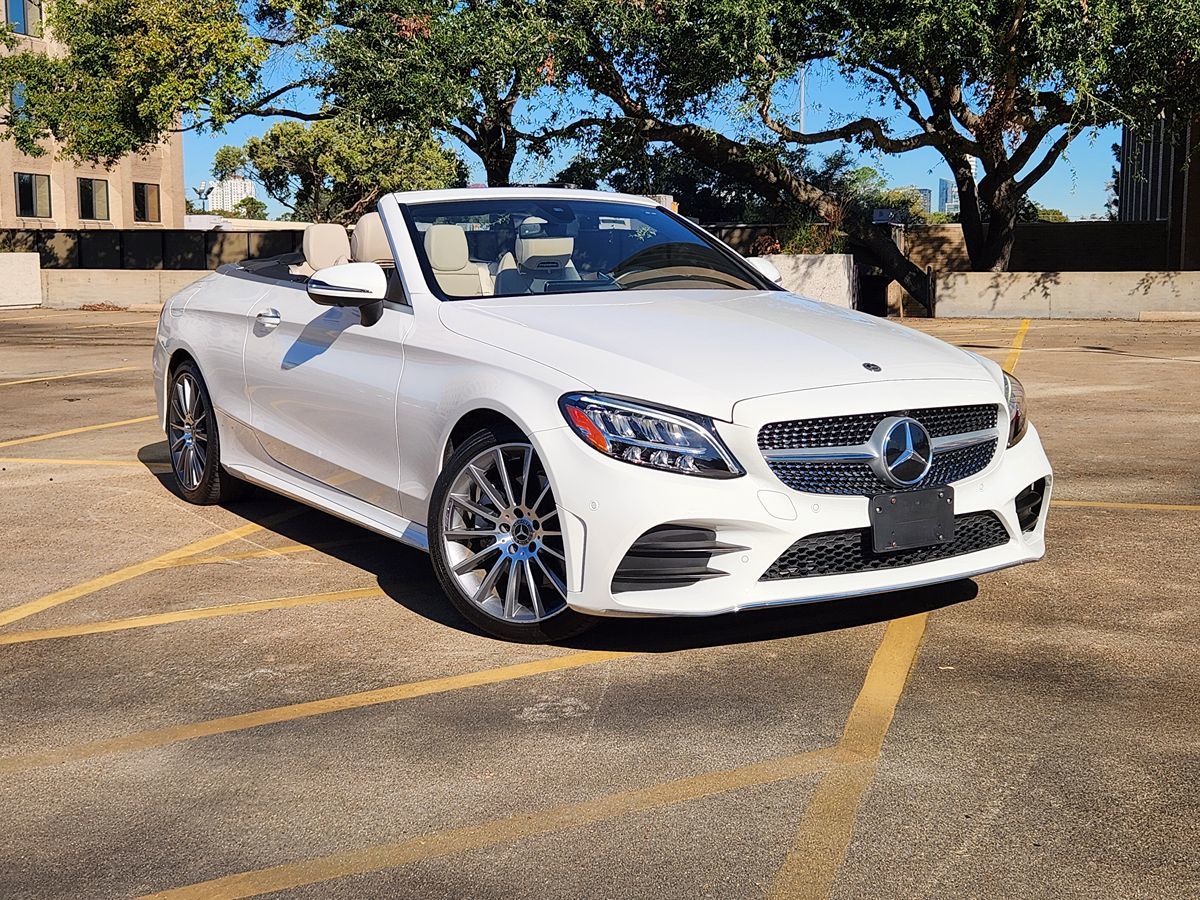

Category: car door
[244, 282, 411, 515]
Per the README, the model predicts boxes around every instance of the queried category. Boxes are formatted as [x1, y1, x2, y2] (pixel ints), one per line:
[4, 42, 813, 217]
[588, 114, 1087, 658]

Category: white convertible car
[153, 188, 1051, 642]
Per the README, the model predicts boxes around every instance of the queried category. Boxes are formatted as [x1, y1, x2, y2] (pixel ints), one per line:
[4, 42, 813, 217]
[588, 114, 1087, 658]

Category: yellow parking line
[0, 456, 169, 471]
[70, 318, 158, 329]
[143, 752, 835, 900]
[0, 587, 383, 646]
[0, 516, 289, 629]
[0, 650, 633, 775]
[0, 366, 137, 387]
[177, 537, 372, 567]
[1002, 318, 1030, 373]
[0, 310, 91, 322]
[0, 415, 158, 449]
[770, 613, 928, 900]
[1052, 499, 1200, 513]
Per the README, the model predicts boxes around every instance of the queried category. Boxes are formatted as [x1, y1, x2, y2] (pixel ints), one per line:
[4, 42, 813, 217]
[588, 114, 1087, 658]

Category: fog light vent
[1015, 478, 1046, 532]
[611, 525, 748, 593]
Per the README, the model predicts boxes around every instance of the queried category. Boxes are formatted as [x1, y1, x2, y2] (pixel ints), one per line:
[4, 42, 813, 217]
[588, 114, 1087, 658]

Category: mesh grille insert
[759, 405, 1000, 496]
[758, 404, 998, 450]
[761, 511, 1010, 581]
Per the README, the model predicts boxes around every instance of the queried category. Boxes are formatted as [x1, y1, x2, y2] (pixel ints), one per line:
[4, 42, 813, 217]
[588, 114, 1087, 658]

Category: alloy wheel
[167, 372, 209, 490]
[440, 443, 568, 623]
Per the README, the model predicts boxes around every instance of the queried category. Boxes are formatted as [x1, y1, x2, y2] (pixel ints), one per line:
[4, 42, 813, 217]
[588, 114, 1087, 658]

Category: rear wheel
[166, 360, 251, 504]
[429, 427, 596, 643]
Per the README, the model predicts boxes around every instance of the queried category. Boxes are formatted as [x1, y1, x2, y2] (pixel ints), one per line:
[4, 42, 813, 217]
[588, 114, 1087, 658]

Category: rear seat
[290, 223, 351, 276]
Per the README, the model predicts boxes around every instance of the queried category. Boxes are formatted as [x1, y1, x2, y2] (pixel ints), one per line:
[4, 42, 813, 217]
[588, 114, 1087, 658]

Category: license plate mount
[870, 487, 955, 554]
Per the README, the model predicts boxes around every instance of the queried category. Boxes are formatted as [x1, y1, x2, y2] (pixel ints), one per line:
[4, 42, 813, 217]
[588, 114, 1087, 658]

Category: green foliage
[0, 0, 269, 162]
[547, 0, 1200, 276]
[213, 119, 467, 223]
[323, 0, 568, 183]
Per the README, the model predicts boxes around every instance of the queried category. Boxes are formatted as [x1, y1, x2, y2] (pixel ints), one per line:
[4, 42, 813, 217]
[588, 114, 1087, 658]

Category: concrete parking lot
[1, 307, 1197, 899]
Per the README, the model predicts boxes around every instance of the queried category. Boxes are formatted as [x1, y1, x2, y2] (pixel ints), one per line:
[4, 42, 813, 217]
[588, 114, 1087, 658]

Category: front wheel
[429, 427, 596, 643]
[166, 360, 251, 505]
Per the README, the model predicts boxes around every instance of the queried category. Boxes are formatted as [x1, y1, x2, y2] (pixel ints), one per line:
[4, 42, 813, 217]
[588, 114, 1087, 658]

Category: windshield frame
[396, 197, 780, 302]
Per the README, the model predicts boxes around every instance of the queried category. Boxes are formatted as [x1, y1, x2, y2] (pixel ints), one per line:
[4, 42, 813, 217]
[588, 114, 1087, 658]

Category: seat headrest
[303, 223, 351, 271]
[516, 217, 574, 274]
[350, 212, 394, 266]
[425, 224, 470, 272]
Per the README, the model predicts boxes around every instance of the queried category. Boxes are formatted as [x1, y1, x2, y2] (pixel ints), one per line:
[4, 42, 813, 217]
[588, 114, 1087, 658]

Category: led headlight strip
[559, 393, 744, 478]
[1003, 372, 1028, 447]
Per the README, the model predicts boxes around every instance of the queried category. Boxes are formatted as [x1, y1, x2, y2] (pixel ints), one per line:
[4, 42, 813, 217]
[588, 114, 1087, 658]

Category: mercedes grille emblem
[870, 416, 933, 486]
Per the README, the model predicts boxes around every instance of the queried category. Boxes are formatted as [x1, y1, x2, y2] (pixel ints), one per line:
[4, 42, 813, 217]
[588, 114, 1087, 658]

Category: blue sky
[184, 60, 1120, 221]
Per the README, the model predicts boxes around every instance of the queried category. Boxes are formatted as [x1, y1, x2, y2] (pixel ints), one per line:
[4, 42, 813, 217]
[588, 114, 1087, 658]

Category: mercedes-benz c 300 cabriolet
[153, 188, 1051, 642]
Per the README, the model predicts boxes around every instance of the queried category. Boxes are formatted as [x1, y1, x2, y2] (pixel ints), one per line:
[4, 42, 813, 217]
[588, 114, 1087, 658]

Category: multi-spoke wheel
[429, 427, 596, 642]
[166, 360, 250, 505]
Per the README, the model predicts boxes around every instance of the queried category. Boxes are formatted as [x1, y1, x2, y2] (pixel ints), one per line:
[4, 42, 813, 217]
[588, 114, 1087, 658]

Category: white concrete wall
[41, 270, 206, 310]
[764, 254, 857, 308]
[0, 253, 44, 308]
[936, 271, 1200, 319]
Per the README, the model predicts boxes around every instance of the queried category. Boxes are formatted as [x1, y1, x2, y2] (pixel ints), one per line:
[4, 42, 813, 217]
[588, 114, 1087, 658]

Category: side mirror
[746, 256, 784, 287]
[307, 262, 388, 326]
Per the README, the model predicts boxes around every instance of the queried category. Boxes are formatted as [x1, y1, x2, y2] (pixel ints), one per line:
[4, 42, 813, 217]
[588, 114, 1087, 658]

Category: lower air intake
[761, 512, 1010, 581]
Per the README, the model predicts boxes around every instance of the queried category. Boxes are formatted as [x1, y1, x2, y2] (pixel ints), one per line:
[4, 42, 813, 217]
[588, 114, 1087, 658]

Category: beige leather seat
[424, 224, 491, 296]
[291, 223, 351, 276]
[350, 212, 394, 266]
[495, 217, 580, 294]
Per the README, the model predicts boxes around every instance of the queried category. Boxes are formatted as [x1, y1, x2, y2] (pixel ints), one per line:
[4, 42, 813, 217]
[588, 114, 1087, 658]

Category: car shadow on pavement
[138, 441, 980, 650]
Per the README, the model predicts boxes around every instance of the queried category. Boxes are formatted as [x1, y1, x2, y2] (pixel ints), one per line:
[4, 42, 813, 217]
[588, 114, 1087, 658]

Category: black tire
[166, 360, 252, 505]
[429, 426, 597, 643]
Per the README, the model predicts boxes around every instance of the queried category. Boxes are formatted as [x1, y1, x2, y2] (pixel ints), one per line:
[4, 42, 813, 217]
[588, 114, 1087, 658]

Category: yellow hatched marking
[0, 510, 301, 629]
[0, 651, 633, 775]
[142, 748, 833, 899]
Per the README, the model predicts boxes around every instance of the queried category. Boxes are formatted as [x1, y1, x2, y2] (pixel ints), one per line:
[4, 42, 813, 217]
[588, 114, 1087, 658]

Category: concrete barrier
[0, 252, 43, 308]
[935, 271, 1200, 319]
[764, 254, 857, 308]
[41, 270, 207, 310]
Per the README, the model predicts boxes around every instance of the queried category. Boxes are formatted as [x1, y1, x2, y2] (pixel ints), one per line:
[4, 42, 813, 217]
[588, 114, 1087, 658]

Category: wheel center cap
[511, 519, 535, 546]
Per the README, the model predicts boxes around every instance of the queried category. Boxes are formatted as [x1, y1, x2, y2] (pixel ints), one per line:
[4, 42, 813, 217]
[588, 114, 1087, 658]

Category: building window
[6, 0, 43, 37]
[133, 182, 161, 223]
[15, 172, 51, 218]
[78, 178, 109, 221]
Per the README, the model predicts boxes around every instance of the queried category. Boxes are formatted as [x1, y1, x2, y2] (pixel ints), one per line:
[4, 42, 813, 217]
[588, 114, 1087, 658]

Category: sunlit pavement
[1, 308, 1197, 899]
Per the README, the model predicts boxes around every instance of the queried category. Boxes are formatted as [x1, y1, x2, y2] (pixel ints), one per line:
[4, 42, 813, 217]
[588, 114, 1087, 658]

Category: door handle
[255, 309, 281, 330]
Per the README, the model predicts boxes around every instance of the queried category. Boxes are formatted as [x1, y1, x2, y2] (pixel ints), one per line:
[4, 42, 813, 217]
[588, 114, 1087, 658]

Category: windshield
[402, 197, 767, 300]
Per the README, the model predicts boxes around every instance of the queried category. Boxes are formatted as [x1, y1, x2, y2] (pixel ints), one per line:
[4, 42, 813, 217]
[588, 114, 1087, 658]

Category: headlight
[559, 393, 744, 478]
[1003, 372, 1028, 447]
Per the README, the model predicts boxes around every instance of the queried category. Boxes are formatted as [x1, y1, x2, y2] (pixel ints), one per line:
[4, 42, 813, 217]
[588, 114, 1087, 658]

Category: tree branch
[172, 80, 326, 133]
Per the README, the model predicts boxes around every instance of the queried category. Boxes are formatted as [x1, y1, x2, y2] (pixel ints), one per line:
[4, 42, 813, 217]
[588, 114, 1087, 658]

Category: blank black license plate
[870, 487, 955, 553]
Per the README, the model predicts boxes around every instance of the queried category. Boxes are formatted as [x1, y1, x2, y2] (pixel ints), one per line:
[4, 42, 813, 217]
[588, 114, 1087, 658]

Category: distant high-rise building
[939, 178, 960, 215]
[1117, 116, 1200, 269]
[902, 187, 932, 213]
[199, 176, 257, 213]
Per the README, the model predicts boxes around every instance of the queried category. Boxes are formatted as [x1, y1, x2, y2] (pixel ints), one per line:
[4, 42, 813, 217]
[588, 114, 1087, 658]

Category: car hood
[439, 290, 992, 421]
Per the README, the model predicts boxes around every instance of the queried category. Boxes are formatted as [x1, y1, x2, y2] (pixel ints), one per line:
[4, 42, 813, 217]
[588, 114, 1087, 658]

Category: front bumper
[539, 379, 1052, 617]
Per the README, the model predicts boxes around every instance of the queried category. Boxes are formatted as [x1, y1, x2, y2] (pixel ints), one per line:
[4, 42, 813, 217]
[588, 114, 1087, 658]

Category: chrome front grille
[759, 405, 1001, 496]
